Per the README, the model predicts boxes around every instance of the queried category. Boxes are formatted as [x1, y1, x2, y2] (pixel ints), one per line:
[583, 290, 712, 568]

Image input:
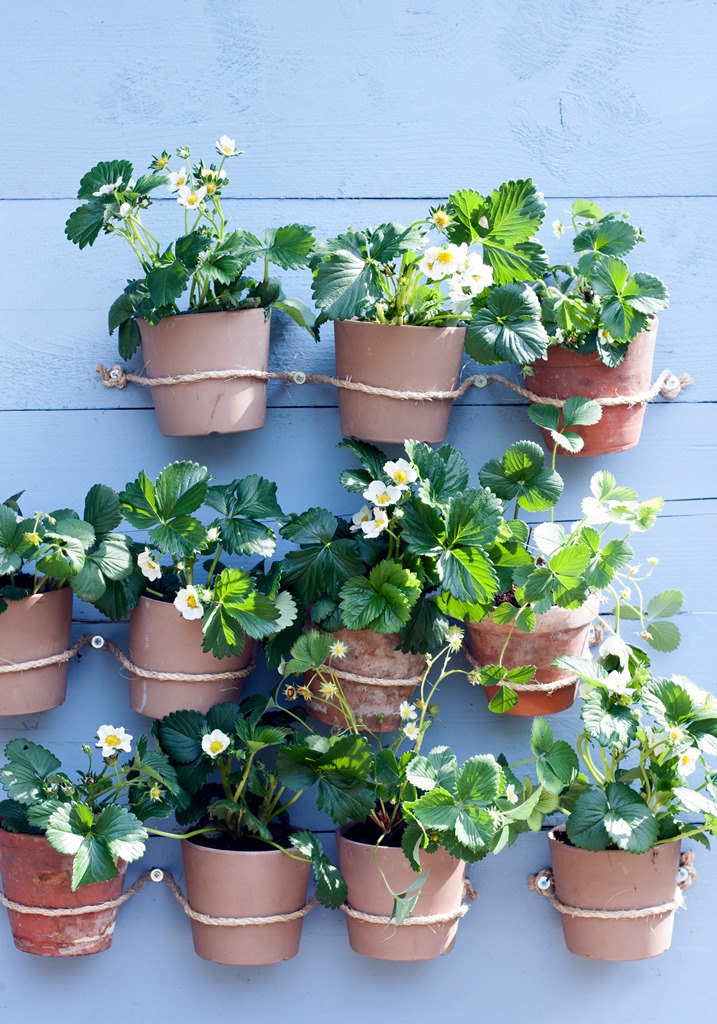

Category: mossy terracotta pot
[337, 825, 467, 961]
[334, 320, 466, 444]
[527, 321, 657, 457]
[465, 599, 598, 716]
[547, 827, 683, 961]
[181, 838, 311, 966]
[0, 829, 127, 957]
[305, 628, 425, 731]
[138, 307, 271, 437]
[128, 596, 254, 719]
[0, 587, 73, 716]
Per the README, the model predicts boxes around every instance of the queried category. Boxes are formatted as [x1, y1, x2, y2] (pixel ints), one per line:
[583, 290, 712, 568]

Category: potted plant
[0, 726, 179, 956]
[271, 438, 511, 729]
[459, 441, 681, 715]
[117, 460, 297, 718]
[277, 629, 569, 960]
[310, 180, 549, 443]
[0, 487, 137, 715]
[153, 697, 345, 966]
[66, 135, 317, 436]
[466, 201, 670, 456]
[528, 644, 717, 961]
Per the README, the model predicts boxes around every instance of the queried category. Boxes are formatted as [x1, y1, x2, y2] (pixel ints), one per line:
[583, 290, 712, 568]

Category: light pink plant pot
[528, 322, 657, 457]
[305, 628, 425, 731]
[138, 307, 271, 437]
[547, 827, 682, 961]
[337, 826, 467, 961]
[0, 587, 73, 716]
[465, 600, 598, 716]
[128, 596, 255, 718]
[334, 320, 466, 444]
[181, 838, 311, 965]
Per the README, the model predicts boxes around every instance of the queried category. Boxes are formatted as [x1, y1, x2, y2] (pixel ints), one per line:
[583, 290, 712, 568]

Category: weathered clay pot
[0, 829, 127, 956]
[128, 596, 255, 718]
[528, 321, 657, 457]
[334, 320, 466, 444]
[465, 599, 598, 716]
[305, 628, 425, 731]
[547, 827, 682, 961]
[337, 825, 467, 961]
[138, 307, 271, 437]
[0, 587, 73, 716]
[181, 838, 311, 965]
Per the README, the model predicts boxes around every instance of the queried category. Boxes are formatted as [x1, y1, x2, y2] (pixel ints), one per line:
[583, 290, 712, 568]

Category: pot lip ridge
[181, 833, 303, 859]
[471, 594, 600, 631]
[334, 317, 466, 337]
[547, 824, 680, 857]
[138, 306, 270, 328]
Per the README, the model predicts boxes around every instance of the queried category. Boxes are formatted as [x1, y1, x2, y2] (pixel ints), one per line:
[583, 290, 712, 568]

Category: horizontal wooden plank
[0, 196, 712, 409]
[3, 1, 716, 199]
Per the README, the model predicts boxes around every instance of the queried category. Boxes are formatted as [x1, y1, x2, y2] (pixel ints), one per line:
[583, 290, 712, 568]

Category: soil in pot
[337, 823, 467, 961]
[139, 307, 271, 437]
[465, 599, 598, 716]
[181, 835, 311, 966]
[0, 829, 127, 956]
[305, 628, 425, 731]
[334, 320, 466, 444]
[0, 585, 73, 716]
[547, 827, 683, 961]
[128, 596, 255, 718]
[528, 321, 657, 457]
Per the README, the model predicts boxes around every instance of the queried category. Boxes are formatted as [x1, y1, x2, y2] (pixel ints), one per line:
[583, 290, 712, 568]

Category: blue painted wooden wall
[1, 1, 715, 1018]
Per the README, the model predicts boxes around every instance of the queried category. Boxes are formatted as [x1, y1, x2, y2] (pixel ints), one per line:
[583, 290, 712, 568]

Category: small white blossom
[177, 185, 207, 209]
[138, 547, 162, 581]
[96, 725, 133, 759]
[504, 784, 518, 805]
[554, 328, 565, 344]
[118, 202, 132, 217]
[403, 722, 420, 742]
[399, 701, 418, 722]
[604, 670, 631, 696]
[676, 748, 700, 778]
[599, 635, 631, 670]
[216, 135, 240, 157]
[350, 504, 372, 533]
[206, 527, 220, 544]
[174, 585, 204, 620]
[444, 626, 464, 652]
[418, 242, 468, 280]
[360, 509, 389, 539]
[92, 175, 123, 197]
[383, 459, 417, 489]
[167, 168, 190, 192]
[330, 640, 348, 659]
[202, 729, 231, 759]
[598, 327, 613, 344]
[552, 220, 565, 238]
[362, 480, 403, 507]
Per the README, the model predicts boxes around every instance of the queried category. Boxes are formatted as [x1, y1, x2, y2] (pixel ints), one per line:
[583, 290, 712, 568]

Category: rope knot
[97, 364, 129, 389]
[659, 371, 693, 400]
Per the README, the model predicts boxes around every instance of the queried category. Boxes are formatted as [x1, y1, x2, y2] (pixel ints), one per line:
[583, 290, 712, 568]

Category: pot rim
[181, 834, 302, 859]
[138, 306, 270, 327]
[334, 318, 466, 337]
[548, 823, 680, 856]
[475, 594, 600, 631]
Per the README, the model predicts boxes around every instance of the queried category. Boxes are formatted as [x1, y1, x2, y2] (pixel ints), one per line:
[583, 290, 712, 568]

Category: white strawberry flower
[138, 547, 162, 581]
[504, 784, 518, 804]
[361, 509, 389, 539]
[399, 701, 417, 722]
[444, 626, 464, 652]
[676, 748, 700, 778]
[118, 202, 132, 217]
[92, 175, 123, 197]
[350, 504, 372, 533]
[384, 459, 417, 489]
[174, 585, 204, 620]
[598, 327, 613, 344]
[167, 168, 190, 192]
[362, 480, 403, 507]
[201, 729, 231, 758]
[330, 640, 348, 659]
[215, 134, 240, 157]
[418, 242, 468, 280]
[403, 722, 420, 742]
[604, 669, 631, 696]
[177, 185, 207, 209]
[599, 635, 631, 669]
[461, 252, 494, 295]
[96, 725, 133, 759]
[206, 527, 220, 544]
[552, 220, 565, 238]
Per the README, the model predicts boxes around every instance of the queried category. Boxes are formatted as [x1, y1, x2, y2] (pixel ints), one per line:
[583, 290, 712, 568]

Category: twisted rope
[528, 851, 697, 919]
[97, 364, 692, 406]
[463, 646, 578, 693]
[0, 868, 315, 926]
[324, 666, 425, 689]
[0, 634, 255, 684]
[341, 879, 478, 926]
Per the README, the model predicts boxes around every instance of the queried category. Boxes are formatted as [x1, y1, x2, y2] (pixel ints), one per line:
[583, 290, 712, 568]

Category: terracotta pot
[138, 307, 271, 437]
[0, 587, 73, 716]
[337, 825, 467, 961]
[334, 320, 466, 444]
[547, 827, 682, 961]
[181, 837, 311, 965]
[465, 599, 598, 716]
[305, 628, 425, 731]
[0, 829, 127, 956]
[527, 321, 657, 457]
[128, 596, 255, 718]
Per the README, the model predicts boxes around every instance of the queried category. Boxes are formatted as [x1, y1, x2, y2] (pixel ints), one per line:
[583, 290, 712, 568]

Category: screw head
[150, 868, 165, 883]
[537, 873, 552, 891]
[677, 866, 690, 884]
[109, 368, 121, 381]
[293, 371, 307, 385]
[473, 374, 488, 389]
[91, 635, 105, 649]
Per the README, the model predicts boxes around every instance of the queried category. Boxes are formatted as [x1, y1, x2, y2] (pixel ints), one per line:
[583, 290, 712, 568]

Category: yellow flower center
[210, 740, 224, 754]
[436, 250, 453, 264]
[105, 735, 121, 748]
[187, 594, 199, 608]
[394, 470, 408, 483]
[150, 786, 162, 800]
[378, 492, 390, 503]
[433, 212, 450, 228]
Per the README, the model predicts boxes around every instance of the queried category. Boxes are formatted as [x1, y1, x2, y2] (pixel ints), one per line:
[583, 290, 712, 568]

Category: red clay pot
[181, 838, 311, 965]
[138, 307, 271, 437]
[128, 596, 255, 719]
[528, 321, 657, 457]
[334, 320, 466, 444]
[0, 829, 127, 957]
[0, 587, 73, 716]
[337, 825, 467, 961]
[305, 628, 425, 731]
[465, 600, 598, 716]
[547, 827, 682, 961]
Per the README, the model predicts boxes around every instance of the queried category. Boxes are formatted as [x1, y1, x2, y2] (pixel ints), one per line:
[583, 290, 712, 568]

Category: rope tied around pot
[528, 851, 697, 919]
[462, 645, 578, 693]
[313, 666, 426, 689]
[0, 634, 255, 684]
[96, 363, 693, 406]
[340, 878, 478, 927]
[0, 868, 315, 926]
